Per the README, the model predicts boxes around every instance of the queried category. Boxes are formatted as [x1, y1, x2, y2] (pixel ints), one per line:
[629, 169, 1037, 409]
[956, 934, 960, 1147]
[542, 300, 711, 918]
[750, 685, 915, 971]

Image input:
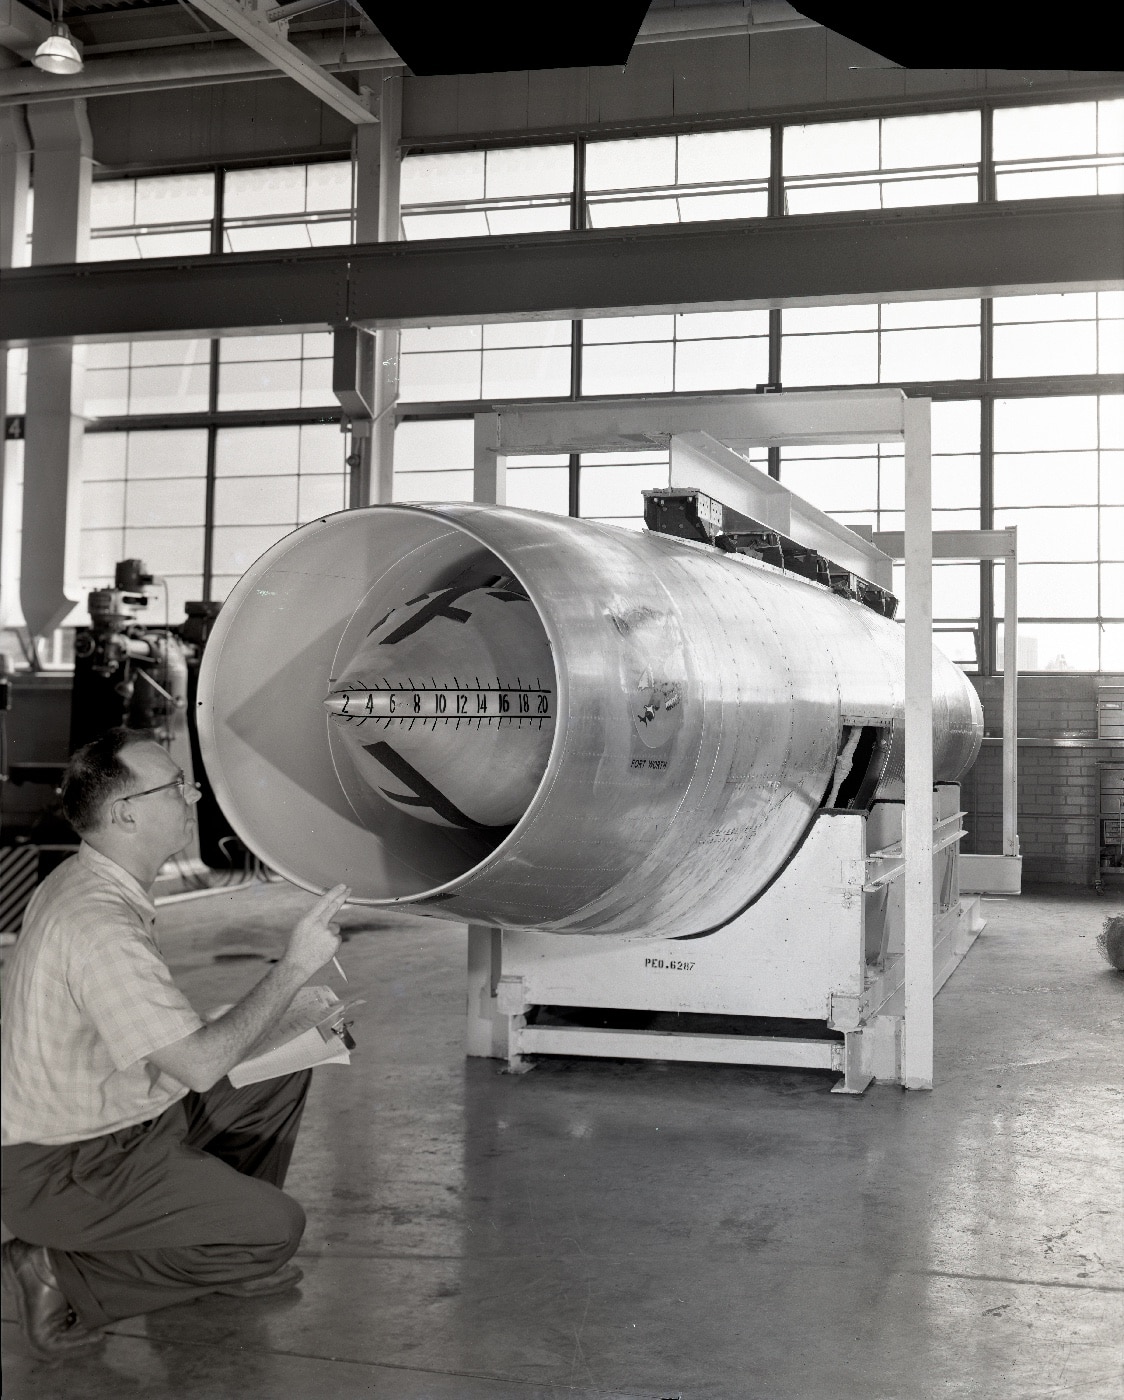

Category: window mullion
[211, 165, 225, 256]
[767, 119, 783, 470]
[202, 342, 220, 600]
[980, 395, 996, 677]
[980, 102, 996, 203]
[768, 123, 784, 218]
[768, 304, 782, 480]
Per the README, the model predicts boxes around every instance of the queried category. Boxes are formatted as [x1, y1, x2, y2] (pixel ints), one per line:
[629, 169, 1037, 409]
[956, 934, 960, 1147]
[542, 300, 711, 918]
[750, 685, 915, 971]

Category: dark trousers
[0, 1070, 311, 1328]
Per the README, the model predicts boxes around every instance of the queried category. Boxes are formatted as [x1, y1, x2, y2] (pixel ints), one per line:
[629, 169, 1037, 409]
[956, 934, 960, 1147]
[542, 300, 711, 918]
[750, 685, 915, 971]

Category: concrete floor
[2, 881, 1122, 1399]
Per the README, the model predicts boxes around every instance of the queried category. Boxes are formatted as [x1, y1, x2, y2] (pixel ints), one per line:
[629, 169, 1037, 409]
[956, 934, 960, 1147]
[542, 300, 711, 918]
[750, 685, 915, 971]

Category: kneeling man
[1, 727, 349, 1359]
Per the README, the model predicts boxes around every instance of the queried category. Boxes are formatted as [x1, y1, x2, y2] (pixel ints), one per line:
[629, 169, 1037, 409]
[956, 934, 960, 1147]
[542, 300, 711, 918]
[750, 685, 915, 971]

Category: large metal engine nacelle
[197, 504, 982, 939]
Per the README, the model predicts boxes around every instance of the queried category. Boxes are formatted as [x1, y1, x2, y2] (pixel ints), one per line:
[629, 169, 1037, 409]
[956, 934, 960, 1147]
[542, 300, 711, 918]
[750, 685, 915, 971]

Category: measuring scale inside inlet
[324, 570, 556, 833]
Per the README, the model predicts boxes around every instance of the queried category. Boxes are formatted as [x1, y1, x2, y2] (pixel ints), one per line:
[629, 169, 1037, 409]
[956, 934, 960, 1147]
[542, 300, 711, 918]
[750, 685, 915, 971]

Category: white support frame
[471, 389, 943, 1088]
[901, 398, 934, 1088]
[873, 527, 1021, 895]
[668, 431, 893, 587]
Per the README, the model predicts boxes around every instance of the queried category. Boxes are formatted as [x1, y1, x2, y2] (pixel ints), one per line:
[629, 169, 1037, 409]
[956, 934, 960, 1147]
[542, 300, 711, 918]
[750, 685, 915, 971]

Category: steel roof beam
[2, 197, 1121, 345]
[185, 0, 376, 124]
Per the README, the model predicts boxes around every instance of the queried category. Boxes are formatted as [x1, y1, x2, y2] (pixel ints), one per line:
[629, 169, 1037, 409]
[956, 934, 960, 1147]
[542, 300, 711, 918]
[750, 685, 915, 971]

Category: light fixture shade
[33, 23, 83, 75]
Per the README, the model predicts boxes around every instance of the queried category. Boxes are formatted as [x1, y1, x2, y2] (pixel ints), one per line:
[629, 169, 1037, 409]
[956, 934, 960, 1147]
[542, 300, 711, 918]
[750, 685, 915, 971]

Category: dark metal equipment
[69, 562, 236, 869]
[643, 487, 898, 618]
[71, 560, 188, 749]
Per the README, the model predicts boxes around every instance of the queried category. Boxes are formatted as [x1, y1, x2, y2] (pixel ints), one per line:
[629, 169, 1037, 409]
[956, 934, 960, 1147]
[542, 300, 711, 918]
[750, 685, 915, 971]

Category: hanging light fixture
[33, 2, 83, 75]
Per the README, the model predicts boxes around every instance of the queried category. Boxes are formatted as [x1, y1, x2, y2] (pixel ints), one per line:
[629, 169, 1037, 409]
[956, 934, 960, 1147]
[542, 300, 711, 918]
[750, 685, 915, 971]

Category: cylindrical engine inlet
[197, 503, 981, 939]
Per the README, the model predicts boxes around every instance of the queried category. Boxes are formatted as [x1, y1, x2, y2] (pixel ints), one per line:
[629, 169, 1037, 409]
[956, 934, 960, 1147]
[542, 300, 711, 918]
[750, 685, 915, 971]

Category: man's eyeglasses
[119, 772, 201, 803]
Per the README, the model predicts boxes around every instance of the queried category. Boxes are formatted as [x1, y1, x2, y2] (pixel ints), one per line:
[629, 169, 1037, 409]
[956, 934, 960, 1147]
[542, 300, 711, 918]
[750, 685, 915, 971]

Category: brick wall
[959, 672, 1124, 887]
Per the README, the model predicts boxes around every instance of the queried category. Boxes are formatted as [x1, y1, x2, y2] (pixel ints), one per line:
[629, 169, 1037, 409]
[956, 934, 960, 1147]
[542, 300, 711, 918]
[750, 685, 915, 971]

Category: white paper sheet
[229, 1026, 350, 1087]
[227, 986, 358, 1087]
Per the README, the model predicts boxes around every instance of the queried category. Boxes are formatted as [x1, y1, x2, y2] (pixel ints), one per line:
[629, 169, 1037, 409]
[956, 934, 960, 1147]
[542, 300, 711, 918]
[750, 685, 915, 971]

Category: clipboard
[227, 987, 366, 1088]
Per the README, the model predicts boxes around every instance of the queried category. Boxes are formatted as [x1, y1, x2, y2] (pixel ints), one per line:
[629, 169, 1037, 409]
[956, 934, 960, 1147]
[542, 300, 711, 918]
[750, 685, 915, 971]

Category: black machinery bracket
[642, 487, 898, 620]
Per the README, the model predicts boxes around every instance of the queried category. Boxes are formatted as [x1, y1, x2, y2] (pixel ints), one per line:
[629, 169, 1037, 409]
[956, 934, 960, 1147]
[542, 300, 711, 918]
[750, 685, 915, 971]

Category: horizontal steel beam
[872, 527, 1017, 561]
[481, 389, 909, 452]
[2, 197, 1121, 345]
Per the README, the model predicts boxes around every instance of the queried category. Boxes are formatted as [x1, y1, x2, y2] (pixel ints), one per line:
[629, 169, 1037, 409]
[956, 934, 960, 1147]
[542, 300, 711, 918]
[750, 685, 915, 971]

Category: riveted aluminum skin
[197, 503, 982, 940]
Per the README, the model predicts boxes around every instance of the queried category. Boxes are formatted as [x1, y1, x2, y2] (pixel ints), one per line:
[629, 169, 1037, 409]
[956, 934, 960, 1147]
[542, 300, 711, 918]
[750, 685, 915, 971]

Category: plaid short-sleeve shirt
[0, 844, 204, 1147]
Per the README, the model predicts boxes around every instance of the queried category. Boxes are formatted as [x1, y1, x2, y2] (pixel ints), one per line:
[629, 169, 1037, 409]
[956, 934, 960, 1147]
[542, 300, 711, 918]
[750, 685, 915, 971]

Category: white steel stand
[466, 389, 987, 1092]
[874, 526, 1022, 898]
[468, 793, 983, 1093]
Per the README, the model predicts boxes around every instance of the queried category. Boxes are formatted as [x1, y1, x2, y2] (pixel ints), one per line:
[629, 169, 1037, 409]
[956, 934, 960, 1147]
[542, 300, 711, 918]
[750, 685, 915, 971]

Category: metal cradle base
[467, 789, 984, 1094]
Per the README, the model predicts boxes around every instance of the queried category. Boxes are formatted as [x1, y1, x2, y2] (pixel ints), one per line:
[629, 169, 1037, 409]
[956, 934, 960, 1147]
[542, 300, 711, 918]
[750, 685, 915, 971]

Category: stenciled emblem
[631, 666, 683, 750]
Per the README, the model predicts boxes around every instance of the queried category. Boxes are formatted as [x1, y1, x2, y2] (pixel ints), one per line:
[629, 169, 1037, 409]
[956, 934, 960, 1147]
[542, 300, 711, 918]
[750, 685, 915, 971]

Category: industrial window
[79, 429, 208, 623]
[21, 174, 216, 265]
[216, 333, 335, 411]
[782, 111, 981, 214]
[780, 301, 982, 388]
[504, 455, 571, 516]
[399, 145, 574, 240]
[209, 424, 348, 601]
[577, 449, 671, 531]
[74, 181, 216, 431]
[584, 128, 770, 228]
[84, 340, 211, 418]
[222, 161, 352, 251]
[394, 150, 576, 408]
[397, 322, 573, 404]
[993, 98, 1124, 200]
[891, 552, 985, 672]
[780, 399, 981, 534]
[781, 400, 983, 670]
[992, 292, 1124, 379]
[391, 423, 572, 514]
[580, 312, 770, 397]
[51, 165, 352, 625]
[86, 173, 216, 260]
[993, 394, 1123, 672]
[392, 417, 475, 502]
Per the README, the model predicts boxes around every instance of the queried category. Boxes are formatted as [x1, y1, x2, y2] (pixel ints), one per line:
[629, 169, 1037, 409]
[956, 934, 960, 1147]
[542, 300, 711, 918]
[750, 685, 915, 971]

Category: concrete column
[20, 100, 92, 640]
[27, 101, 91, 265]
[1, 107, 31, 630]
[0, 105, 30, 270]
[351, 71, 401, 505]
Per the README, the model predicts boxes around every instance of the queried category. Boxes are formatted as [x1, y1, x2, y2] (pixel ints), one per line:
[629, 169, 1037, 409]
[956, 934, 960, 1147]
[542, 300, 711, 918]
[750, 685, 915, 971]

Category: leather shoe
[212, 1262, 304, 1298]
[1, 1238, 105, 1361]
